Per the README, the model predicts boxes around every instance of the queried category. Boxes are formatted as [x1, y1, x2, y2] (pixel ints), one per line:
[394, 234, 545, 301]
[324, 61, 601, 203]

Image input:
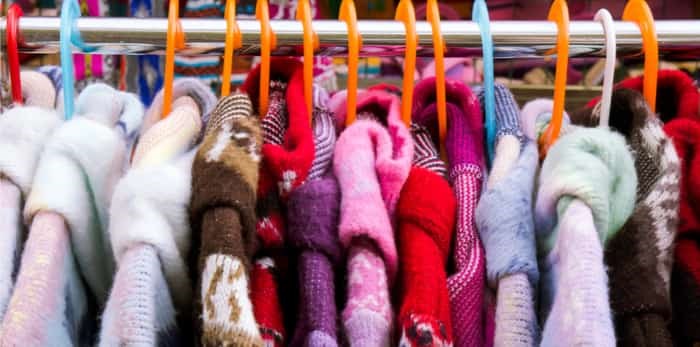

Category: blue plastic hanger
[472, 0, 496, 165]
[60, 0, 95, 120]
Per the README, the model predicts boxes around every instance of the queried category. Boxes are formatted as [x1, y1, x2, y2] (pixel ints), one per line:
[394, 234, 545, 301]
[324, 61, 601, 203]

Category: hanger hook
[594, 8, 616, 128]
[426, 0, 447, 160]
[623, 0, 658, 113]
[296, 0, 319, 120]
[60, 0, 96, 120]
[472, 0, 496, 164]
[395, 0, 416, 127]
[221, 0, 242, 97]
[340, 0, 362, 126]
[256, 0, 276, 117]
[162, 0, 186, 119]
[538, 0, 569, 157]
[7, 4, 24, 105]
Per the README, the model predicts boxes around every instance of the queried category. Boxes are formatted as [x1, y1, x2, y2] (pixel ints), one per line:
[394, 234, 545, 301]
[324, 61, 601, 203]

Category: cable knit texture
[1, 84, 143, 346]
[411, 77, 487, 347]
[189, 92, 264, 347]
[333, 89, 413, 347]
[535, 125, 637, 347]
[573, 88, 680, 347]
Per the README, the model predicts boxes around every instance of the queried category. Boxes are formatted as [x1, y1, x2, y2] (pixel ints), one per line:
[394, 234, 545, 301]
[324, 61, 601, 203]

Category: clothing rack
[2, 18, 700, 59]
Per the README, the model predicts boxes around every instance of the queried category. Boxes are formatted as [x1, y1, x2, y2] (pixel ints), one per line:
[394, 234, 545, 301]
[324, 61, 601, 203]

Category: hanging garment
[395, 124, 456, 345]
[331, 88, 413, 346]
[189, 92, 264, 346]
[0, 84, 144, 346]
[572, 88, 680, 347]
[592, 70, 700, 345]
[100, 78, 214, 346]
[473, 84, 540, 347]
[286, 91, 342, 347]
[410, 77, 486, 347]
[524, 100, 637, 347]
[242, 58, 316, 347]
[0, 71, 62, 320]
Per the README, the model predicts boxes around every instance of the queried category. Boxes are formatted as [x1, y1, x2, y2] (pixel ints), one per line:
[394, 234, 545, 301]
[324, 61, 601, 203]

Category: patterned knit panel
[200, 254, 262, 346]
[447, 164, 485, 347]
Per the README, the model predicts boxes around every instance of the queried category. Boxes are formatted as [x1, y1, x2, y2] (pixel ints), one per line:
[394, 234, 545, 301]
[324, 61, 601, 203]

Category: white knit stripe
[200, 254, 261, 341]
[308, 108, 336, 180]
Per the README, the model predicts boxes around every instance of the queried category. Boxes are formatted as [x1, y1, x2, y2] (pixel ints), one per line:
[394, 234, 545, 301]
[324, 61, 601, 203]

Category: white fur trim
[0, 106, 62, 196]
[109, 149, 196, 309]
[24, 117, 128, 303]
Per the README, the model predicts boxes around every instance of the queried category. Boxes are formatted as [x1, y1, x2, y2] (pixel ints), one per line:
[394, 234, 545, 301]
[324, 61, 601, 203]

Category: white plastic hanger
[594, 9, 616, 128]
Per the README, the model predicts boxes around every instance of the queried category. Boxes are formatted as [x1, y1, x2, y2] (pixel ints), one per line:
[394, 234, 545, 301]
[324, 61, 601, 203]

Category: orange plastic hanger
[162, 0, 186, 118]
[394, 0, 416, 127]
[426, 0, 447, 159]
[623, 0, 658, 113]
[256, 0, 276, 117]
[220, 0, 242, 97]
[296, 0, 319, 120]
[339, 0, 362, 126]
[538, 0, 569, 157]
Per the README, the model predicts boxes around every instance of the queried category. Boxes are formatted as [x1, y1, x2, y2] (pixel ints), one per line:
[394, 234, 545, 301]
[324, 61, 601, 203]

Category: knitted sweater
[0, 71, 62, 320]
[0, 84, 144, 346]
[410, 77, 487, 347]
[595, 70, 700, 345]
[189, 92, 264, 346]
[100, 95, 203, 346]
[527, 102, 637, 346]
[332, 89, 413, 346]
[573, 88, 680, 347]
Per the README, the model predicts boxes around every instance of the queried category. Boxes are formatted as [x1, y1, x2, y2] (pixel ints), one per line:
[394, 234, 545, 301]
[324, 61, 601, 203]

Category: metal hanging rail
[2, 17, 700, 59]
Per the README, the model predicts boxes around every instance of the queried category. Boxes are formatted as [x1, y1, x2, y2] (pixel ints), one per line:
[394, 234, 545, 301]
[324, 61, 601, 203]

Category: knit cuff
[190, 108, 262, 264]
[0, 106, 61, 196]
[396, 167, 456, 259]
[143, 78, 216, 137]
[476, 143, 539, 288]
[286, 175, 342, 264]
[259, 63, 315, 198]
[473, 83, 525, 144]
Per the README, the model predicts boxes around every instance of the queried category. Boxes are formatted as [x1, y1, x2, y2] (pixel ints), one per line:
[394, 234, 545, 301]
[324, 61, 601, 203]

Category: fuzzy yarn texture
[189, 92, 264, 347]
[242, 58, 315, 347]
[411, 77, 487, 347]
[287, 93, 341, 347]
[533, 116, 637, 346]
[586, 70, 700, 345]
[332, 88, 413, 347]
[476, 142, 540, 347]
[100, 94, 201, 347]
[396, 167, 456, 347]
[0, 75, 63, 320]
[1, 84, 143, 346]
[573, 88, 681, 347]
